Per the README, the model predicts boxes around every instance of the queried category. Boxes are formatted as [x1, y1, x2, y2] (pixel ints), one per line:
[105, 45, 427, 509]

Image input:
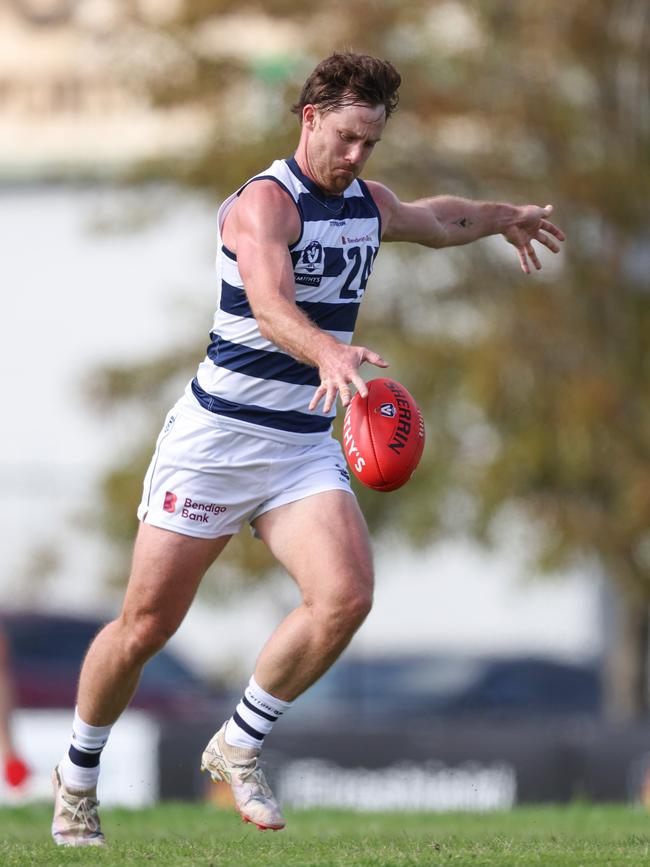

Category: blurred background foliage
[89, 0, 649, 716]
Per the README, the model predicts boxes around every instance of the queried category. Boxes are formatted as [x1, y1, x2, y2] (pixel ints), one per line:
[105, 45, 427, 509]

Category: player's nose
[345, 148, 362, 169]
[345, 143, 365, 166]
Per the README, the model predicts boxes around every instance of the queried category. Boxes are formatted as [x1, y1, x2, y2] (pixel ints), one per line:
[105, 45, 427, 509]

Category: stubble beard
[308, 144, 356, 195]
[324, 163, 357, 195]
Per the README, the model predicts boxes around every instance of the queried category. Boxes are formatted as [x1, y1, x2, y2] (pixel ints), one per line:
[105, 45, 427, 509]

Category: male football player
[52, 52, 564, 845]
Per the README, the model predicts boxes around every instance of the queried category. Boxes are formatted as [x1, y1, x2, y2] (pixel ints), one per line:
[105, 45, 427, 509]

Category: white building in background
[0, 0, 303, 177]
[0, 0, 205, 176]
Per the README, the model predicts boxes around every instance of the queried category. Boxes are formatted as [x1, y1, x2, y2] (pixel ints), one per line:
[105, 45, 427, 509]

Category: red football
[342, 377, 425, 492]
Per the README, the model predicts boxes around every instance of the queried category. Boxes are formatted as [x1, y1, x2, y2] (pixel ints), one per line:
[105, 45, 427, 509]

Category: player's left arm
[365, 180, 566, 275]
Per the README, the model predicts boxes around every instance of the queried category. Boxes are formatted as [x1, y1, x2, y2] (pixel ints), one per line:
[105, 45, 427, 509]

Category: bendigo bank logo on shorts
[181, 497, 227, 523]
[163, 491, 177, 513]
[162, 491, 226, 522]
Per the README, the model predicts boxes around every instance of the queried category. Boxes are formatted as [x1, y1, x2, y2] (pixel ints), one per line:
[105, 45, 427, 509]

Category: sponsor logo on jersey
[342, 233, 372, 245]
[379, 402, 397, 418]
[295, 273, 322, 286]
[181, 497, 227, 523]
[330, 219, 346, 226]
[163, 491, 177, 513]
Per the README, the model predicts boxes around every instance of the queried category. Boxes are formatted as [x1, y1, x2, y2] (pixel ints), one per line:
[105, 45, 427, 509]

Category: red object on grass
[5, 755, 30, 787]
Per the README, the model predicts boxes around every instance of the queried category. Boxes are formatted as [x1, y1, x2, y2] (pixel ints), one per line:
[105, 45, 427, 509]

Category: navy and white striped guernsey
[188, 157, 382, 442]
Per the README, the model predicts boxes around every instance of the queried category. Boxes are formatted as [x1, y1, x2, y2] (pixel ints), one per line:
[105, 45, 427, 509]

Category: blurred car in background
[1, 612, 601, 726]
[1, 612, 224, 721]
[289, 652, 602, 724]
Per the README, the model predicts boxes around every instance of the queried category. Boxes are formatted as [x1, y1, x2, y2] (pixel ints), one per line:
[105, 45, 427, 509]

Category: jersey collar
[286, 156, 346, 212]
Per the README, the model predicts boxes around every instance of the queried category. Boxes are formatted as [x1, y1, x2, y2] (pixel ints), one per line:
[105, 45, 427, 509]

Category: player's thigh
[119, 523, 231, 635]
[253, 490, 374, 605]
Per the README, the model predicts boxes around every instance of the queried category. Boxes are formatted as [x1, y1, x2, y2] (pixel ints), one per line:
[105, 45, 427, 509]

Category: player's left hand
[502, 205, 566, 274]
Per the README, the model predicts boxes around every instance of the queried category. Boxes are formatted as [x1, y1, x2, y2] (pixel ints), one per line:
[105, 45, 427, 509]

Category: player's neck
[293, 147, 340, 198]
[292, 152, 324, 193]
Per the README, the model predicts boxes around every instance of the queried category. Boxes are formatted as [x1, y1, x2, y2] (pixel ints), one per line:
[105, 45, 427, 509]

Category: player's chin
[331, 170, 356, 190]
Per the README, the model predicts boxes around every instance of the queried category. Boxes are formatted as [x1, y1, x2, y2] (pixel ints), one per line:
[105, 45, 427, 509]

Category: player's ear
[303, 105, 317, 130]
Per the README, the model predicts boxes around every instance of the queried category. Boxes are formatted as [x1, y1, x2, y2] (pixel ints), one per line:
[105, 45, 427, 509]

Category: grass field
[1, 802, 649, 866]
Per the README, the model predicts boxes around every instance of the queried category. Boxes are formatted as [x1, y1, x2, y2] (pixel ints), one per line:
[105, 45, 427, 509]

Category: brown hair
[291, 52, 401, 121]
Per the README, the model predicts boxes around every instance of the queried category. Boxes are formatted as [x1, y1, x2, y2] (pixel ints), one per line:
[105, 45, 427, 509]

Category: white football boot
[51, 764, 105, 846]
[201, 723, 285, 830]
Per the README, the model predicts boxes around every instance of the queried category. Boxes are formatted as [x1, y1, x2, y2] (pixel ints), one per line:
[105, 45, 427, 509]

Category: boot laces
[235, 759, 273, 799]
[63, 792, 101, 832]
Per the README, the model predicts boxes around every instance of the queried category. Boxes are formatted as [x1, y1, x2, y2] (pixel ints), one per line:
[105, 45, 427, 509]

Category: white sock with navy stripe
[225, 676, 293, 750]
[60, 707, 112, 792]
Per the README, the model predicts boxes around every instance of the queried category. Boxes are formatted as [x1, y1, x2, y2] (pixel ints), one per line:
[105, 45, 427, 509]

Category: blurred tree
[90, 1, 649, 718]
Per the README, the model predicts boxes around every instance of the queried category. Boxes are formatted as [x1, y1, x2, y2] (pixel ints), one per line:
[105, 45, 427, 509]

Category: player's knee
[343, 586, 374, 629]
[122, 613, 174, 663]
[346, 563, 375, 626]
[318, 584, 373, 638]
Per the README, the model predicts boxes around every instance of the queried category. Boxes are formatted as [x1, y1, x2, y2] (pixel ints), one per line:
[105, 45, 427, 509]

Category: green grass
[1, 802, 650, 866]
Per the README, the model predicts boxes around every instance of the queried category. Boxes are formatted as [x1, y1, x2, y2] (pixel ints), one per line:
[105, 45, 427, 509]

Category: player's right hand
[309, 343, 389, 413]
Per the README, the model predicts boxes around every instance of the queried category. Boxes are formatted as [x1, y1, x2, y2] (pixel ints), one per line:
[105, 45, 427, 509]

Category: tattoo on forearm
[452, 216, 474, 229]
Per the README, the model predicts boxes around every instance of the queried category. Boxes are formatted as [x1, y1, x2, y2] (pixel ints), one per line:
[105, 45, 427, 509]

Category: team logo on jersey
[301, 241, 323, 272]
[163, 491, 177, 513]
[295, 241, 325, 286]
[379, 403, 397, 418]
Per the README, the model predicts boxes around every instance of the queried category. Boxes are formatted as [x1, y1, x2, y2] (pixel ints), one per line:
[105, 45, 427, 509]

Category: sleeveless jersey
[189, 157, 382, 443]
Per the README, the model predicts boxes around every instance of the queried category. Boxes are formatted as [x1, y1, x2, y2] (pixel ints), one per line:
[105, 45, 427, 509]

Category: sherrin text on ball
[342, 377, 425, 492]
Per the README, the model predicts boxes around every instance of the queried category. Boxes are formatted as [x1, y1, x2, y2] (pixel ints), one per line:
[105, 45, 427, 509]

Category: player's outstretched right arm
[233, 182, 387, 412]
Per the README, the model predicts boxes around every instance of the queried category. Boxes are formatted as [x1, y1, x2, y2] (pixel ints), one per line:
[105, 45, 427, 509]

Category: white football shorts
[137, 395, 354, 539]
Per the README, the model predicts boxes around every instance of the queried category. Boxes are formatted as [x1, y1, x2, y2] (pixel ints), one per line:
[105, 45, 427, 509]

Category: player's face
[304, 102, 386, 195]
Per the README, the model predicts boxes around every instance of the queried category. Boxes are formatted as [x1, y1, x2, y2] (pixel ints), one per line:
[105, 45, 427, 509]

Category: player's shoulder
[231, 177, 300, 242]
[238, 176, 297, 211]
[362, 180, 401, 229]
